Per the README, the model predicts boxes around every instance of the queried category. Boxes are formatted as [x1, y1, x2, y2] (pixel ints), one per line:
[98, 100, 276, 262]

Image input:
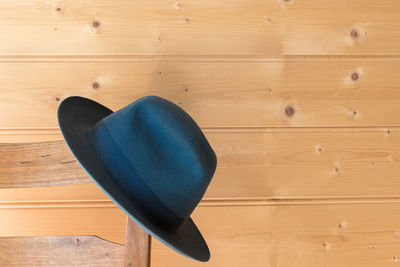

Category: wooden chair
[0, 141, 151, 267]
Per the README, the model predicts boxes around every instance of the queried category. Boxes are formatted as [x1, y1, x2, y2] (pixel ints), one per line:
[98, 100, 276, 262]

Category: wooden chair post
[124, 218, 151, 267]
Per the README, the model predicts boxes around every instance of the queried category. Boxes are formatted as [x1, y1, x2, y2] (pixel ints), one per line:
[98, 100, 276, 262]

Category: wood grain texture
[207, 129, 400, 199]
[3, 186, 400, 267]
[1, 61, 400, 128]
[0, 0, 400, 55]
[0, 204, 126, 245]
[151, 205, 400, 267]
[0, 184, 127, 245]
[2, 0, 400, 266]
[0, 129, 62, 143]
[124, 218, 151, 267]
[3, 127, 400, 198]
[0, 236, 123, 266]
[0, 183, 108, 203]
[0, 141, 88, 188]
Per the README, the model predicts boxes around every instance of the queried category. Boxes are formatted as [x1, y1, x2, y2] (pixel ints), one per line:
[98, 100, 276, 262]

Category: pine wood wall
[1, 0, 400, 266]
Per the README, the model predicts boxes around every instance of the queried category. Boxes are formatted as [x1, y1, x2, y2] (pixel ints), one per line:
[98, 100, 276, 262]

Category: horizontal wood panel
[0, 142, 90, 188]
[1, 0, 400, 55]
[152, 204, 400, 267]
[4, 194, 400, 266]
[0, 183, 107, 202]
[0, 185, 125, 244]
[2, 127, 400, 198]
[0, 236, 123, 266]
[1, 61, 400, 128]
[208, 129, 400, 199]
[0, 129, 62, 143]
[3, 186, 400, 267]
[0, 203, 126, 245]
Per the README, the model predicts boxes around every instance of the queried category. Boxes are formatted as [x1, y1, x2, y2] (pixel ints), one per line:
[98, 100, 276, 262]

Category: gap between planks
[5, 196, 400, 209]
[2, 55, 400, 62]
[1, 126, 400, 136]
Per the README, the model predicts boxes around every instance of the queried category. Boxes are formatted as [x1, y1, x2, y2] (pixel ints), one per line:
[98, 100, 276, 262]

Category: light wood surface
[0, 182, 125, 246]
[0, 0, 400, 55]
[0, 203, 126, 245]
[151, 204, 400, 267]
[5, 200, 400, 267]
[1, 0, 400, 266]
[0, 141, 88, 188]
[0, 236, 123, 266]
[2, 61, 400, 128]
[124, 219, 151, 267]
[207, 128, 400, 199]
[3, 128, 400, 198]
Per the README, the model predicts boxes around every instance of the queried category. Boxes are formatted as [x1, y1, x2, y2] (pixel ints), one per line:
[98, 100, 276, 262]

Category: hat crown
[98, 96, 216, 219]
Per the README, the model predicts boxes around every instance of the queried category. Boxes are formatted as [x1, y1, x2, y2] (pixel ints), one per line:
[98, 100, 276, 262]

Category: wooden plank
[3, 127, 400, 197]
[0, 184, 126, 244]
[0, 141, 89, 188]
[3, 197, 400, 267]
[152, 204, 400, 267]
[207, 129, 400, 199]
[0, 129, 62, 143]
[124, 218, 151, 267]
[0, 236, 123, 266]
[1, 61, 400, 128]
[0, 207, 126, 245]
[6, 196, 400, 267]
[3, 187, 400, 267]
[0, 183, 108, 203]
[0, 0, 400, 55]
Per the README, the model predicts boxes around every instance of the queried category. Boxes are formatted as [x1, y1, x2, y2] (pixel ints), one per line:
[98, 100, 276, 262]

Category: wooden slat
[1, 0, 400, 55]
[0, 184, 127, 244]
[0, 236, 123, 266]
[0, 141, 89, 188]
[0, 129, 62, 143]
[3, 196, 400, 267]
[3, 128, 400, 198]
[1, 61, 400, 128]
[124, 218, 151, 267]
[0, 183, 108, 203]
[0, 203, 126, 245]
[152, 204, 400, 267]
[207, 129, 400, 199]
[4, 191, 400, 267]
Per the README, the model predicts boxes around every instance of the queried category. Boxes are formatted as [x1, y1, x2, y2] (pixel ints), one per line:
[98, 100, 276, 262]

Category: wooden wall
[2, 0, 400, 266]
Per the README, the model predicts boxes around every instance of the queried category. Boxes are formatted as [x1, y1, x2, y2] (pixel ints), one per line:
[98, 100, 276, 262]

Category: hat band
[91, 120, 186, 231]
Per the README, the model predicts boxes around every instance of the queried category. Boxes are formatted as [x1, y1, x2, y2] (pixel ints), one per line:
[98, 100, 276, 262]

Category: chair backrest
[0, 140, 151, 267]
[0, 141, 90, 188]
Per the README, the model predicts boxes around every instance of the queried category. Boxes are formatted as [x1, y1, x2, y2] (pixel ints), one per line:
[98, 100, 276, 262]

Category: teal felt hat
[57, 96, 217, 262]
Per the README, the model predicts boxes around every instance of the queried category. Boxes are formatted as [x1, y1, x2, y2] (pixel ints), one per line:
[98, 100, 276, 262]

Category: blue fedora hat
[57, 96, 217, 262]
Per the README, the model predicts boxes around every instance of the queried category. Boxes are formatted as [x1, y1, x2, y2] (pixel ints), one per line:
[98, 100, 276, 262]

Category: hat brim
[57, 96, 210, 262]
